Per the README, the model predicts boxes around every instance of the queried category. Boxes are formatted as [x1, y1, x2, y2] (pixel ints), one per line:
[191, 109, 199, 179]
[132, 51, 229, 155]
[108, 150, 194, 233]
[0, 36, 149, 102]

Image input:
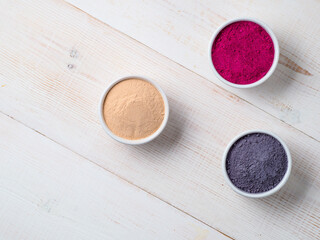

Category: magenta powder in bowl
[210, 20, 276, 85]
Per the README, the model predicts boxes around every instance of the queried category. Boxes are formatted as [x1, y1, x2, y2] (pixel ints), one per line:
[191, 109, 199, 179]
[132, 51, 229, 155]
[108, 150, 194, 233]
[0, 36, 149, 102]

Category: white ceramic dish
[208, 17, 280, 88]
[222, 130, 292, 198]
[99, 75, 169, 145]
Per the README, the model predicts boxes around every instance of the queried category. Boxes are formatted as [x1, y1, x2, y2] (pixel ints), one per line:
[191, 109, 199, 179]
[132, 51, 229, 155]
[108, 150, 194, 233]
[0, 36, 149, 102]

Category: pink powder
[211, 21, 274, 85]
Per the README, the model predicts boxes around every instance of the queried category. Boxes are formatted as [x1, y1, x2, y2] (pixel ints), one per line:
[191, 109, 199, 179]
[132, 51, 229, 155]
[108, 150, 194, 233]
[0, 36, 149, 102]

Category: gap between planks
[0, 110, 235, 240]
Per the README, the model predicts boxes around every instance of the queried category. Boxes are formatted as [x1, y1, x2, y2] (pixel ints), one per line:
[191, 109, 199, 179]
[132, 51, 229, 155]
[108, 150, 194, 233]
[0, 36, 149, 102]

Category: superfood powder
[211, 21, 274, 85]
[103, 78, 165, 140]
[226, 133, 287, 193]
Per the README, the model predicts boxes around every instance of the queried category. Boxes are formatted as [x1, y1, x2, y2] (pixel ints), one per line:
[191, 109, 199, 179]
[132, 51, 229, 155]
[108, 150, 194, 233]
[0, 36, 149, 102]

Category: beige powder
[103, 79, 165, 140]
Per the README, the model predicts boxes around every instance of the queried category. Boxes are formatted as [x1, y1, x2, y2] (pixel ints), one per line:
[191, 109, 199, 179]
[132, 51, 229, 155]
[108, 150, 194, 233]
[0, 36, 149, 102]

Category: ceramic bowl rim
[98, 75, 169, 145]
[222, 130, 292, 198]
[208, 17, 280, 88]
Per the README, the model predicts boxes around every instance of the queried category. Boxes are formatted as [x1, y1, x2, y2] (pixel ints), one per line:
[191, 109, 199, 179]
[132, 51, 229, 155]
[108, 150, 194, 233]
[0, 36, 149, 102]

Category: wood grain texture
[0, 0, 319, 239]
[66, 0, 320, 141]
[0, 113, 229, 240]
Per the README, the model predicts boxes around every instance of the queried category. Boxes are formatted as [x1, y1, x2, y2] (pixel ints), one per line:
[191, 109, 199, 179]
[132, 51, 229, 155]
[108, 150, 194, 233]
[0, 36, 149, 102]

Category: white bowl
[222, 130, 292, 198]
[208, 18, 280, 88]
[99, 75, 169, 145]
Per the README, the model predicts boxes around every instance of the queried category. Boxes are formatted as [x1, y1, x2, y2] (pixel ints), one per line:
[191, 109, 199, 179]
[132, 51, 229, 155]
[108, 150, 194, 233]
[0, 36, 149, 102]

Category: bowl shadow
[128, 97, 187, 160]
[243, 31, 301, 96]
[245, 139, 312, 218]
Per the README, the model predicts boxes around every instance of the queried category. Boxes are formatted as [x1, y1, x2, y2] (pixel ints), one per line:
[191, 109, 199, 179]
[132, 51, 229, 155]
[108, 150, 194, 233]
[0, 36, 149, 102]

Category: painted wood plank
[0, 113, 229, 240]
[0, 0, 319, 239]
[65, 0, 320, 141]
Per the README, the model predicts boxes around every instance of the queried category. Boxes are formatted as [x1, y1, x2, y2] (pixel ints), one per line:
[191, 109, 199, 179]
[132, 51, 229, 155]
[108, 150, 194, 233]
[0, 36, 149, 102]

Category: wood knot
[70, 49, 79, 58]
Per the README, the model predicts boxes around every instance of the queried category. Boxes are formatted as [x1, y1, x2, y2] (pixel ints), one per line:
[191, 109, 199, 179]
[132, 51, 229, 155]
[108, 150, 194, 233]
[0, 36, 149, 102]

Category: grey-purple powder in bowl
[226, 133, 288, 193]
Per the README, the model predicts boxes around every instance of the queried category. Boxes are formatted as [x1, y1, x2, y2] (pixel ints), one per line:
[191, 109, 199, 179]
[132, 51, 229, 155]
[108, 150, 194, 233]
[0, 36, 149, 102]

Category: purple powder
[226, 133, 288, 193]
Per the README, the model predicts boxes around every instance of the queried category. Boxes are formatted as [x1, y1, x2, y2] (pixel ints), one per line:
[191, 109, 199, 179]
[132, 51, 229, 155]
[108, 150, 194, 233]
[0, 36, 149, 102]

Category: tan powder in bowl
[103, 78, 165, 140]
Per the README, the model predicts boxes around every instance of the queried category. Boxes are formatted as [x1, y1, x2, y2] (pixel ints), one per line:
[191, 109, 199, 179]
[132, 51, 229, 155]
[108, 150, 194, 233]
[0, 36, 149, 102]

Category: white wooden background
[0, 0, 319, 239]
